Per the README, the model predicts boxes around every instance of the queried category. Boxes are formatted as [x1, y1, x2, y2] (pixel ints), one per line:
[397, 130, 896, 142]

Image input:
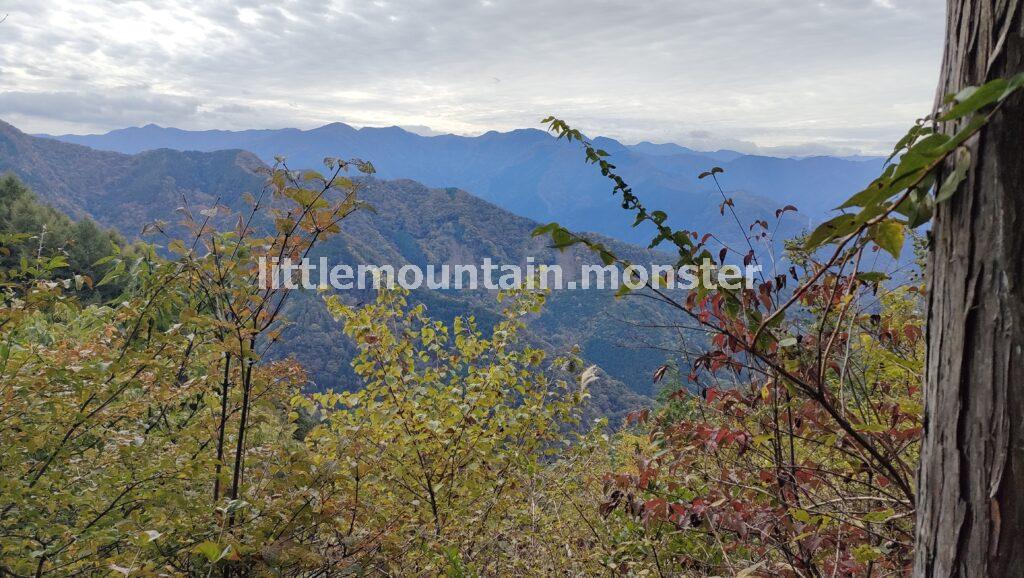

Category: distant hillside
[3, 119, 669, 420]
[45, 123, 884, 246]
[2, 123, 263, 233]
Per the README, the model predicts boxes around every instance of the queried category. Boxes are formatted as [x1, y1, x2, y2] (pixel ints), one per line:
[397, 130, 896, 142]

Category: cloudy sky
[1, 0, 944, 155]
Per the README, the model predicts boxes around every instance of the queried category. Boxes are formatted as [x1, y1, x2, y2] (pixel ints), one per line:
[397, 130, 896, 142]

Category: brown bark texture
[916, 0, 1024, 576]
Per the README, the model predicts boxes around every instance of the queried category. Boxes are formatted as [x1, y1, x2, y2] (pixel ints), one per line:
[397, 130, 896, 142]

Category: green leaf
[168, 239, 187, 255]
[1001, 72, 1024, 100]
[45, 255, 69, 270]
[941, 77, 1009, 121]
[894, 188, 934, 229]
[671, 231, 694, 248]
[193, 541, 226, 562]
[95, 260, 125, 287]
[790, 508, 812, 523]
[224, 499, 249, 514]
[551, 228, 574, 249]
[647, 233, 666, 249]
[906, 132, 951, 157]
[853, 545, 884, 563]
[531, 222, 559, 237]
[855, 272, 890, 283]
[862, 508, 895, 523]
[805, 214, 859, 250]
[937, 114, 988, 156]
[890, 148, 936, 182]
[887, 125, 930, 163]
[872, 219, 905, 259]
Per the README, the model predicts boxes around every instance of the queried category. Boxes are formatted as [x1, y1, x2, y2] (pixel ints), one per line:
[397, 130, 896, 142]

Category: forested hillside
[0, 174, 124, 301]
[1, 119, 661, 414]
[1, 159, 611, 575]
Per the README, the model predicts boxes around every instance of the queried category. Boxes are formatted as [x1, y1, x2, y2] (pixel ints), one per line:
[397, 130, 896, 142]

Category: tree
[0, 159, 372, 576]
[0, 174, 124, 300]
[914, 2, 1024, 575]
[305, 286, 590, 574]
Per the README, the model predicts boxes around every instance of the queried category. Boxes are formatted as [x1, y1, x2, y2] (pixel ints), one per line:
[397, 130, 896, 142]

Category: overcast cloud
[0, 0, 944, 154]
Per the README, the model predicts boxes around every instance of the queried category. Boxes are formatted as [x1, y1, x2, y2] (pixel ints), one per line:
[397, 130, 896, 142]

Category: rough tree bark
[915, 0, 1024, 576]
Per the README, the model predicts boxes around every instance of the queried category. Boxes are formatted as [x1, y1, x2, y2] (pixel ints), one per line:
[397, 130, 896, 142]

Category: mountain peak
[311, 122, 357, 133]
[478, 127, 549, 143]
[591, 135, 627, 152]
[0, 118, 23, 136]
[359, 125, 411, 135]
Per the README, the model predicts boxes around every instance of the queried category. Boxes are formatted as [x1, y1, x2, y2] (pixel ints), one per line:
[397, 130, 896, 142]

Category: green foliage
[292, 285, 591, 573]
[0, 158, 376, 576]
[0, 159, 608, 576]
[0, 173, 125, 299]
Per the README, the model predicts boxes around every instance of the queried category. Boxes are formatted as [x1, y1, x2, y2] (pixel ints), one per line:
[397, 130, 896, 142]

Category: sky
[0, 0, 945, 155]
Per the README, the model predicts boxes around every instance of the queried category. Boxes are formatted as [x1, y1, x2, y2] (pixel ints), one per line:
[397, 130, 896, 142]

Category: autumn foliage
[2, 126, 933, 576]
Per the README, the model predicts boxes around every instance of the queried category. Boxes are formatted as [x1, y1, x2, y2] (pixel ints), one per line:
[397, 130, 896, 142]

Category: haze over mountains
[46, 122, 886, 247]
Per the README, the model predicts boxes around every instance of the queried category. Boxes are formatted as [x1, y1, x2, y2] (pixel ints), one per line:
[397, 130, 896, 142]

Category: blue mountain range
[46, 123, 885, 247]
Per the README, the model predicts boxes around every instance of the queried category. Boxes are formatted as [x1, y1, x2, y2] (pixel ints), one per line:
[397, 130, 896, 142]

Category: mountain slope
[46, 123, 884, 246]
[3, 124, 263, 232]
[4, 119, 666, 418]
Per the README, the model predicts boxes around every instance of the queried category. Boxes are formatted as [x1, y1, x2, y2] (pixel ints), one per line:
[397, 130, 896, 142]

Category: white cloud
[0, 0, 944, 153]
[0, 89, 201, 133]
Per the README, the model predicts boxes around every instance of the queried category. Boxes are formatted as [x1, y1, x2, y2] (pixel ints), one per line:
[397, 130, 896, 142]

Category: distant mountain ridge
[44, 122, 885, 247]
[627, 141, 746, 163]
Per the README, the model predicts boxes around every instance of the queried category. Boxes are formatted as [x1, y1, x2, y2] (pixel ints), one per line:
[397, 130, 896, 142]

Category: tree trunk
[916, 1, 1024, 575]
